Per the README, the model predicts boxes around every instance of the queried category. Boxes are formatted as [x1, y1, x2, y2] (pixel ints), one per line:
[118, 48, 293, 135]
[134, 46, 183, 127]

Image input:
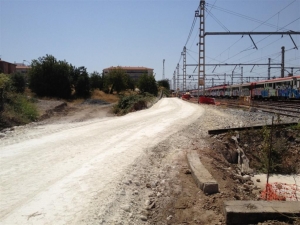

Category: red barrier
[182, 94, 191, 100]
[199, 97, 215, 105]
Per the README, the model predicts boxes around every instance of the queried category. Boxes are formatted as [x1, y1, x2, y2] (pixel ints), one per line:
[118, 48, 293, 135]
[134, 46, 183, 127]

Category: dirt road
[0, 98, 204, 224]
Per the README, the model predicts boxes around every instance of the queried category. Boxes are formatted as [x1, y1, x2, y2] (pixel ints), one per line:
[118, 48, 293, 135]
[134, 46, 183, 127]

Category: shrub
[10, 72, 26, 93]
[0, 73, 12, 91]
[157, 79, 170, 90]
[1, 93, 38, 127]
[113, 93, 155, 115]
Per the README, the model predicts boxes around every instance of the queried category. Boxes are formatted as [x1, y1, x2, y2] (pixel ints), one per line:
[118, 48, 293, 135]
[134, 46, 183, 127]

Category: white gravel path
[0, 98, 204, 225]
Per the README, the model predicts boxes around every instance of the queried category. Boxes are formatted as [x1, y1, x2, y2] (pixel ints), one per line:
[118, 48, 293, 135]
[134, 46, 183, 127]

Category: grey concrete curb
[186, 151, 219, 194]
[224, 200, 300, 225]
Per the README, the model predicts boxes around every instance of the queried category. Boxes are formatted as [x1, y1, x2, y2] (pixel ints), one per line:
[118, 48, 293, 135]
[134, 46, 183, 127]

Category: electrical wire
[206, 2, 294, 32]
[251, 0, 296, 31]
[185, 17, 197, 47]
[206, 9, 230, 32]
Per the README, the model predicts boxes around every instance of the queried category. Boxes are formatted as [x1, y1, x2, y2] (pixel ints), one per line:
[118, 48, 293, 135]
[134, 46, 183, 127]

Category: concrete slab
[186, 151, 218, 194]
[224, 200, 300, 225]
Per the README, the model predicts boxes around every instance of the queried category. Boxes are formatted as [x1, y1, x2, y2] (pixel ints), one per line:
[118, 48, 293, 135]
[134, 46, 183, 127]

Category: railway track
[216, 98, 300, 118]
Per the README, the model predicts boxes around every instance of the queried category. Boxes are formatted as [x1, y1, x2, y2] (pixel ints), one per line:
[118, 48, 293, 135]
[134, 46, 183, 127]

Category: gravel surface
[0, 98, 299, 225]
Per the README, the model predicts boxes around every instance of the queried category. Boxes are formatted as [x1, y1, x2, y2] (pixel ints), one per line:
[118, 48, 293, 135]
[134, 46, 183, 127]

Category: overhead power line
[206, 9, 229, 32]
[205, 2, 295, 32]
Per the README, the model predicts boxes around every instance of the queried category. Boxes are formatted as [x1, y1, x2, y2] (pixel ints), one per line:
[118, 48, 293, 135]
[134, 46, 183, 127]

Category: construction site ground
[0, 97, 299, 225]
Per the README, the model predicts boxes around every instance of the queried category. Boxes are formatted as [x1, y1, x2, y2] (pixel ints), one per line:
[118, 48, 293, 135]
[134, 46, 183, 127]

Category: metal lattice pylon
[195, 0, 205, 98]
[182, 46, 186, 92]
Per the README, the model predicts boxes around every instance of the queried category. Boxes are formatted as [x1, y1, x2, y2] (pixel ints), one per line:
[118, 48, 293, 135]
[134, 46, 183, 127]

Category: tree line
[26, 54, 167, 99]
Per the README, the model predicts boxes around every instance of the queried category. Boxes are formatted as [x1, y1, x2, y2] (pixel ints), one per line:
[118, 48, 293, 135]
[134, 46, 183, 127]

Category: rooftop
[103, 66, 153, 71]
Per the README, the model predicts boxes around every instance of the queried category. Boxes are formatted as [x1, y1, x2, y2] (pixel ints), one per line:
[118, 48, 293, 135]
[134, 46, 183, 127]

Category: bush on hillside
[157, 79, 170, 90]
[0, 92, 38, 128]
[0, 73, 38, 129]
[10, 72, 26, 93]
[113, 93, 155, 115]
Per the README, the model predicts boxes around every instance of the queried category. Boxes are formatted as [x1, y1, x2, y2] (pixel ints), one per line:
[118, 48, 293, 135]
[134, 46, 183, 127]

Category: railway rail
[215, 98, 300, 118]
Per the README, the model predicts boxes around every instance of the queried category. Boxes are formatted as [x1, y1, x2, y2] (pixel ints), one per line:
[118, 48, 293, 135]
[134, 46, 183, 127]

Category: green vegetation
[0, 74, 38, 129]
[29, 55, 72, 98]
[138, 73, 158, 96]
[10, 72, 26, 93]
[157, 79, 170, 90]
[257, 125, 296, 174]
[71, 66, 90, 98]
[29, 55, 93, 98]
[103, 67, 135, 94]
[290, 122, 300, 131]
[90, 71, 103, 90]
[1, 54, 162, 128]
[113, 93, 155, 115]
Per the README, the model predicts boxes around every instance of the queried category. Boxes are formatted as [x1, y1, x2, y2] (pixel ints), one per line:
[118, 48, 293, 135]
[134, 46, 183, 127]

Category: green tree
[89, 71, 103, 90]
[157, 79, 170, 90]
[106, 67, 128, 94]
[138, 73, 158, 96]
[10, 72, 26, 93]
[74, 66, 90, 97]
[125, 75, 135, 91]
[28, 55, 72, 98]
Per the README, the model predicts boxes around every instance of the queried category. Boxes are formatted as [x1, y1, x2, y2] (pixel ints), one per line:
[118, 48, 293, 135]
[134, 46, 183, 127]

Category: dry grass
[90, 89, 119, 103]
[24, 88, 119, 106]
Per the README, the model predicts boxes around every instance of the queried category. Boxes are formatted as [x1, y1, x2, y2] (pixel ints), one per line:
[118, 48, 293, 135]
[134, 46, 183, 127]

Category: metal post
[195, 0, 205, 101]
[281, 46, 285, 78]
[224, 73, 226, 85]
[182, 46, 186, 92]
[176, 63, 179, 91]
[268, 58, 271, 80]
[231, 71, 234, 85]
[200, 0, 205, 95]
[241, 67, 243, 84]
[173, 71, 176, 90]
[212, 78, 214, 87]
[163, 59, 165, 80]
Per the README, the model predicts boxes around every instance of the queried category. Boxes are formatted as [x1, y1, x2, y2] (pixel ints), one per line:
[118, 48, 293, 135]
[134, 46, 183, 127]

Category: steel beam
[205, 32, 300, 35]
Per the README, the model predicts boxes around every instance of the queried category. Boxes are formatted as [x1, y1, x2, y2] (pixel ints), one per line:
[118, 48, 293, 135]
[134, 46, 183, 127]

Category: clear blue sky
[0, 0, 299, 89]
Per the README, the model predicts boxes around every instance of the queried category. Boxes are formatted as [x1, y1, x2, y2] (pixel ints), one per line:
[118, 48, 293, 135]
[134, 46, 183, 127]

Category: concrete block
[187, 151, 218, 194]
[224, 200, 300, 225]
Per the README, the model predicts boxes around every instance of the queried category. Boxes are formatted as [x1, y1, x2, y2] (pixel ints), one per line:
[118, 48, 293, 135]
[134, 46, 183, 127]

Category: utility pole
[224, 73, 226, 85]
[173, 71, 176, 90]
[268, 58, 271, 80]
[163, 59, 165, 80]
[182, 46, 186, 92]
[195, 0, 205, 101]
[281, 46, 285, 78]
[241, 67, 243, 84]
[176, 63, 179, 91]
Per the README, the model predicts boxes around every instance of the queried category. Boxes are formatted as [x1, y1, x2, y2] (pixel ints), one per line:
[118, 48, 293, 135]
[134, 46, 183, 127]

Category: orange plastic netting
[260, 182, 299, 201]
